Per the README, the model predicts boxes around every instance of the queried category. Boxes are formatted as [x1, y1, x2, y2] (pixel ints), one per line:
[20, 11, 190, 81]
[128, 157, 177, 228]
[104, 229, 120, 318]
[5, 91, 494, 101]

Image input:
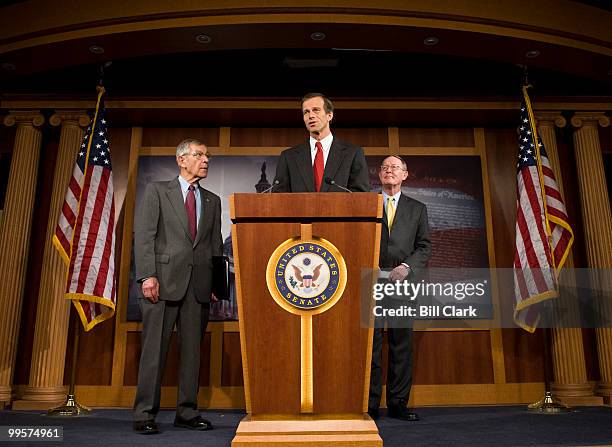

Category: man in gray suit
[133, 138, 222, 434]
[368, 155, 431, 422]
[273, 93, 370, 192]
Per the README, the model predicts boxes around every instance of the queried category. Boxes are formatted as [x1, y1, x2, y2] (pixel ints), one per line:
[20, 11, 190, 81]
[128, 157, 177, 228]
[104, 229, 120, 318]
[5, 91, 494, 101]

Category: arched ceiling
[0, 1, 610, 106]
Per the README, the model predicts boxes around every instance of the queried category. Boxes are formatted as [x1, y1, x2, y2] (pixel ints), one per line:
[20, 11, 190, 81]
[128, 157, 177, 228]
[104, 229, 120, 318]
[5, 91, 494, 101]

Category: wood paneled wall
[11, 113, 601, 408]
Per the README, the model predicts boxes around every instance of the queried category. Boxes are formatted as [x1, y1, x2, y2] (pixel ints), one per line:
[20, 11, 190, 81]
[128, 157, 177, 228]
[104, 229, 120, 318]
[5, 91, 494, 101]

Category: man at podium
[273, 93, 370, 192]
[369, 155, 431, 422]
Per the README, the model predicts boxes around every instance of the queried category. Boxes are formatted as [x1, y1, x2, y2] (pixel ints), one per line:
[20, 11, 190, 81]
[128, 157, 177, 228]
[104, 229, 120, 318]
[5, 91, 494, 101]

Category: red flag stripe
[65, 170, 91, 293]
[541, 164, 555, 178]
[68, 177, 81, 204]
[520, 169, 553, 266]
[517, 185, 548, 269]
[544, 186, 564, 204]
[547, 207, 569, 221]
[61, 202, 77, 228]
[514, 255, 530, 303]
[516, 207, 550, 294]
[83, 170, 113, 296]
[94, 187, 115, 297]
[74, 167, 107, 294]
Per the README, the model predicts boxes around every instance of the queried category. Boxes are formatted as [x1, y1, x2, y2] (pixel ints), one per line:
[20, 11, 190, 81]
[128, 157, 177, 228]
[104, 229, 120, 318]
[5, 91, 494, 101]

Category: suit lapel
[382, 207, 390, 234]
[194, 186, 211, 247]
[294, 142, 315, 192]
[383, 193, 408, 237]
[382, 196, 392, 236]
[390, 193, 409, 236]
[321, 138, 345, 192]
[382, 194, 391, 235]
[166, 178, 192, 240]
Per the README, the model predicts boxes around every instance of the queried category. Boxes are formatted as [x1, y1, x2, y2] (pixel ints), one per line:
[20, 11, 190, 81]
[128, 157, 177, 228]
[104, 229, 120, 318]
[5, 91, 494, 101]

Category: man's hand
[210, 293, 219, 303]
[142, 277, 160, 303]
[388, 264, 410, 282]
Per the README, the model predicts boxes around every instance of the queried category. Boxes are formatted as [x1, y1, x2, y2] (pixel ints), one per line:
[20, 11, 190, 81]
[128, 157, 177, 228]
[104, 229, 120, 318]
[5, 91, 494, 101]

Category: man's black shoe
[173, 415, 213, 431]
[133, 420, 159, 434]
[387, 405, 419, 421]
[367, 408, 380, 420]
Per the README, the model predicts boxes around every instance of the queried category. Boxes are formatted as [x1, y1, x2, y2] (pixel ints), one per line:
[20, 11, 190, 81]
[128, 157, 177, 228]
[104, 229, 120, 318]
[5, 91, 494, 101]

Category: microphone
[260, 178, 283, 193]
[324, 177, 352, 193]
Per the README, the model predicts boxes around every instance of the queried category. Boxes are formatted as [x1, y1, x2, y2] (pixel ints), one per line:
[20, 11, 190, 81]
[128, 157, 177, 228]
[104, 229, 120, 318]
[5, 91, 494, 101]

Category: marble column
[13, 111, 89, 410]
[535, 112, 598, 404]
[571, 112, 612, 404]
[0, 111, 45, 404]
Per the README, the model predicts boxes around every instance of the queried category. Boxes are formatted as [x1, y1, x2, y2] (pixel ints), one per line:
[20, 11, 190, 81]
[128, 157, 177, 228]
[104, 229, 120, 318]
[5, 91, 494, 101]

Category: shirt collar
[178, 175, 199, 192]
[309, 133, 333, 153]
[382, 190, 401, 206]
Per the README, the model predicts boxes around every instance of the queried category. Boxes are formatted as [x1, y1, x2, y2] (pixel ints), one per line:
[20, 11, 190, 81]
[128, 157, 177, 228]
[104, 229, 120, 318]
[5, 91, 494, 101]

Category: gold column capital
[3, 111, 44, 127]
[49, 110, 90, 128]
[535, 112, 566, 128]
[571, 112, 610, 129]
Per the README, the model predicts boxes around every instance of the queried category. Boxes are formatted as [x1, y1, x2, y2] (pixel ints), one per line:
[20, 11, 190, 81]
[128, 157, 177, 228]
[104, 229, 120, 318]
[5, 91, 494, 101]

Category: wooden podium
[230, 193, 383, 447]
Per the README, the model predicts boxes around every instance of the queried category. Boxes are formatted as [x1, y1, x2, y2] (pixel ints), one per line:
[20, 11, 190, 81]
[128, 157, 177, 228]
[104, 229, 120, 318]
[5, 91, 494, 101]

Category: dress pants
[133, 282, 209, 422]
[369, 326, 413, 410]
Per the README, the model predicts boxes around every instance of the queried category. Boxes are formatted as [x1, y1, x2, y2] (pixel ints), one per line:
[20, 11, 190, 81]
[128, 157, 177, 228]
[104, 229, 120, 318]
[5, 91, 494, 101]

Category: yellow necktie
[386, 197, 395, 232]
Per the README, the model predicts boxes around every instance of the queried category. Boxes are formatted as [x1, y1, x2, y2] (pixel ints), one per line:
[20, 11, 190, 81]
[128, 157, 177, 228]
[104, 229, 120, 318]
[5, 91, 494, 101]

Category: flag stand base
[46, 394, 91, 417]
[46, 312, 90, 417]
[527, 391, 571, 413]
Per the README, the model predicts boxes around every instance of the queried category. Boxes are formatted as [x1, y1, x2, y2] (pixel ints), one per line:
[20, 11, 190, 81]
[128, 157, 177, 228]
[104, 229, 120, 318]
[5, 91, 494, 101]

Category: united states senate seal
[266, 237, 347, 315]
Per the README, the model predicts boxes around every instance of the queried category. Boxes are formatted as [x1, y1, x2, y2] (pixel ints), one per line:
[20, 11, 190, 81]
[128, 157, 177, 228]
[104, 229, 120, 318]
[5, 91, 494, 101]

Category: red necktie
[185, 185, 197, 240]
[313, 141, 324, 192]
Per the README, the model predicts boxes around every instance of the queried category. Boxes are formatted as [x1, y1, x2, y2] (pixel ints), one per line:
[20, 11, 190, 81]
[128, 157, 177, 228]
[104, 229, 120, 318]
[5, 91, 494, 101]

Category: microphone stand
[324, 178, 352, 193]
[261, 179, 281, 194]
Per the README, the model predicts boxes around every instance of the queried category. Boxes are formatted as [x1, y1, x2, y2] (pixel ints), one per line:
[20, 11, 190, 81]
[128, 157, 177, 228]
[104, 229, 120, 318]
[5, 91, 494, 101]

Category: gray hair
[176, 138, 206, 157]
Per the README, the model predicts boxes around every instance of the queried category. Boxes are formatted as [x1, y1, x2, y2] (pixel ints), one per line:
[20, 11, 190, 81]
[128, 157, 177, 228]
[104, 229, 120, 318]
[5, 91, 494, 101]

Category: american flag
[52, 86, 116, 331]
[513, 86, 574, 332]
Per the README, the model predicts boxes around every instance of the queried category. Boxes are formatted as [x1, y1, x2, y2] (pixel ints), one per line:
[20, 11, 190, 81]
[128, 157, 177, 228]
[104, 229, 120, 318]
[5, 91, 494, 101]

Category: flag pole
[526, 327, 570, 413]
[47, 63, 112, 417]
[47, 310, 91, 417]
[519, 68, 570, 413]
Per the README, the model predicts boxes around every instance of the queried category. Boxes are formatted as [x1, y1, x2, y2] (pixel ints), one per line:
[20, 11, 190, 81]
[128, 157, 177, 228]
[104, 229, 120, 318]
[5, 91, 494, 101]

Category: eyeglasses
[186, 151, 211, 160]
[380, 165, 405, 172]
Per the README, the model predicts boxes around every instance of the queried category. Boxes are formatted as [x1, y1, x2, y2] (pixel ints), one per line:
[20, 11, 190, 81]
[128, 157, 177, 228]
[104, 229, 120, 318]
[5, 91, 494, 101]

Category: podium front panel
[231, 193, 382, 417]
[311, 221, 377, 414]
[233, 222, 303, 415]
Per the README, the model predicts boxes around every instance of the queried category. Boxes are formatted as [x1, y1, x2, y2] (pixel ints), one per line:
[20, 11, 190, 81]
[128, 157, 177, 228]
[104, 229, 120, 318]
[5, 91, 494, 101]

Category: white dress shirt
[309, 133, 333, 167]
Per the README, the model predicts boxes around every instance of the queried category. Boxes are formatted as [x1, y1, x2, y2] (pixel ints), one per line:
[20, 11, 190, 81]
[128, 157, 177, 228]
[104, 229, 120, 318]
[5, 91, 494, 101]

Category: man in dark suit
[132, 138, 223, 434]
[369, 155, 431, 422]
[274, 93, 370, 192]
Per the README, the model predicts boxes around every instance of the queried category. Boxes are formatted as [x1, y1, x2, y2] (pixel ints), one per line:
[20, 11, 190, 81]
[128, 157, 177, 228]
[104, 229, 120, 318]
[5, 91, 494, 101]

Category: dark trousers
[133, 285, 210, 422]
[369, 327, 413, 410]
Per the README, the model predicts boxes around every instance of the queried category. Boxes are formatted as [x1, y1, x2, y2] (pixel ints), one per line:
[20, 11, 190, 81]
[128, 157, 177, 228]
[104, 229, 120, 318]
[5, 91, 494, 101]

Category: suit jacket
[379, 193, 431, 272]
[134, 178, 223, 304]
[274, 137, 370, 192]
